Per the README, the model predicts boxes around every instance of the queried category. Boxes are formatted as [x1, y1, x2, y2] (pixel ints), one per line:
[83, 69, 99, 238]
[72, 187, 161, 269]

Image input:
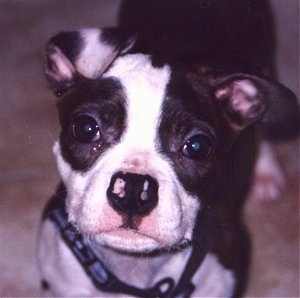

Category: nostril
[111, 177, 126, 198]
[140, 180, 149, 201]
[136, 175, 159, 214]
[107, 172, 158, 216]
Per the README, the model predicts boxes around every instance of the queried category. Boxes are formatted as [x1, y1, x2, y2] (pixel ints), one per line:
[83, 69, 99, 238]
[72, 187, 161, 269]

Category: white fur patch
[75, 29, 118, 78]
[104, 54, 170, 152]
[54, 54, 201, 253]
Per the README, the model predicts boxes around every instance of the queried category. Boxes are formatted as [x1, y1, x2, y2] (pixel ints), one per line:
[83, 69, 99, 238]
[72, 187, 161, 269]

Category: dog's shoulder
[38, 219, 97, 296]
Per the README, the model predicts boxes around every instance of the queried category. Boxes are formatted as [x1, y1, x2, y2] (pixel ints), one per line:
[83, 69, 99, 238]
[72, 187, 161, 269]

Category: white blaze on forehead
[104, 54, 171, 150]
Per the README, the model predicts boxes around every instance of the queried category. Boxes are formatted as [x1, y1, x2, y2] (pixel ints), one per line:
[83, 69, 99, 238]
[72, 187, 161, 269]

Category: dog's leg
[249, 141, 285, 202]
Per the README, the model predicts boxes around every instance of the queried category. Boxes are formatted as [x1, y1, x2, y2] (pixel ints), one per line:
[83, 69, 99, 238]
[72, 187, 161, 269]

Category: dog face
[46, 28, 289, 253]
[53, 54, 208, 253]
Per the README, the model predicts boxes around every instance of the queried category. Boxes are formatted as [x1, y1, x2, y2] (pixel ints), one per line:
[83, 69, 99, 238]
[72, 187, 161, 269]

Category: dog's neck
[88, 241, 193, 288]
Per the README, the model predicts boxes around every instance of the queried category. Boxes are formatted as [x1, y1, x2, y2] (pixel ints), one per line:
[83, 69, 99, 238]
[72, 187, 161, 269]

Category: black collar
[43, 183, 211, 298]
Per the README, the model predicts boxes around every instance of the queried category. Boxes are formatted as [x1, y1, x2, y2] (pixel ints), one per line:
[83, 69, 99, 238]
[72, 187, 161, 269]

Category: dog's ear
[212, 74, 299, 138]
[45, 28, 135, 96]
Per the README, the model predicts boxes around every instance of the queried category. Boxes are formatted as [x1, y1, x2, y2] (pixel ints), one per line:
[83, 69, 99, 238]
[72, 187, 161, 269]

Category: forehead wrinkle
[104, 54, 171, 150]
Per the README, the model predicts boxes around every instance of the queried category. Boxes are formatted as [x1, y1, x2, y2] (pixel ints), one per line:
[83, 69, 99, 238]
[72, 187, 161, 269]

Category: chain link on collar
[43, 183, 211, 298]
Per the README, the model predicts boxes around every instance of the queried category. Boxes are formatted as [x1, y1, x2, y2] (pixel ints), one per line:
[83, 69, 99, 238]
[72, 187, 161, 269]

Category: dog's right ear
[212, 73, 300, 140]
[45, 28, 135, 96]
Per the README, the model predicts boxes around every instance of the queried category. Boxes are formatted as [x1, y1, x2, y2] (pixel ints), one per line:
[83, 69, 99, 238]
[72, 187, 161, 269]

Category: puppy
[38, 3, 299, 297]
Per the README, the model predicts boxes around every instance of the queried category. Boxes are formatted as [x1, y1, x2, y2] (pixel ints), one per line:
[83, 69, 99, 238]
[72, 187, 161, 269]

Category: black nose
[107, 172, 159, 216]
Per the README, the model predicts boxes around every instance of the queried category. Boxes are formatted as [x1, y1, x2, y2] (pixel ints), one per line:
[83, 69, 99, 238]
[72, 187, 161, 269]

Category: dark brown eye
[182, 134, 213, 160]
[71, 115, 101, 143]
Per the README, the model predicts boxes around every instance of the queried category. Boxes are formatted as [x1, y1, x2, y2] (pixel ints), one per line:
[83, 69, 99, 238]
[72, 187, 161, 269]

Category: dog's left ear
[45, 28, 135, 96]
[212, 74, 299, 138]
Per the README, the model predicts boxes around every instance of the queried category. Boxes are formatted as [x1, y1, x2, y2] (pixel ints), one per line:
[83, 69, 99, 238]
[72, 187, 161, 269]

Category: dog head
[45, 28, 295, 253]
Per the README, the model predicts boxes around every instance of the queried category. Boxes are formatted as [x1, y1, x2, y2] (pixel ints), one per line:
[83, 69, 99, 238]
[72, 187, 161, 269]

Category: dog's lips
[95, 227, 167, 252]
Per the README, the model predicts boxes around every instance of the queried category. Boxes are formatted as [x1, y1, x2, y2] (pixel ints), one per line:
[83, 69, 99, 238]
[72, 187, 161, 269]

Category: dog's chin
[91, 229, 187, 254]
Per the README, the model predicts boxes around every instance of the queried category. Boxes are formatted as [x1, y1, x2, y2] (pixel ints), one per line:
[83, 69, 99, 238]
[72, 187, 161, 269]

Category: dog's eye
[71, 115, 101, 143]
[182, 134, 213, 160]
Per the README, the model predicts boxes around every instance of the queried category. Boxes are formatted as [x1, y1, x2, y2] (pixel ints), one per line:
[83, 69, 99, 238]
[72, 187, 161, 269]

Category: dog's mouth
[92, 212, 189, 253]
[95, 227, 165, 253]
